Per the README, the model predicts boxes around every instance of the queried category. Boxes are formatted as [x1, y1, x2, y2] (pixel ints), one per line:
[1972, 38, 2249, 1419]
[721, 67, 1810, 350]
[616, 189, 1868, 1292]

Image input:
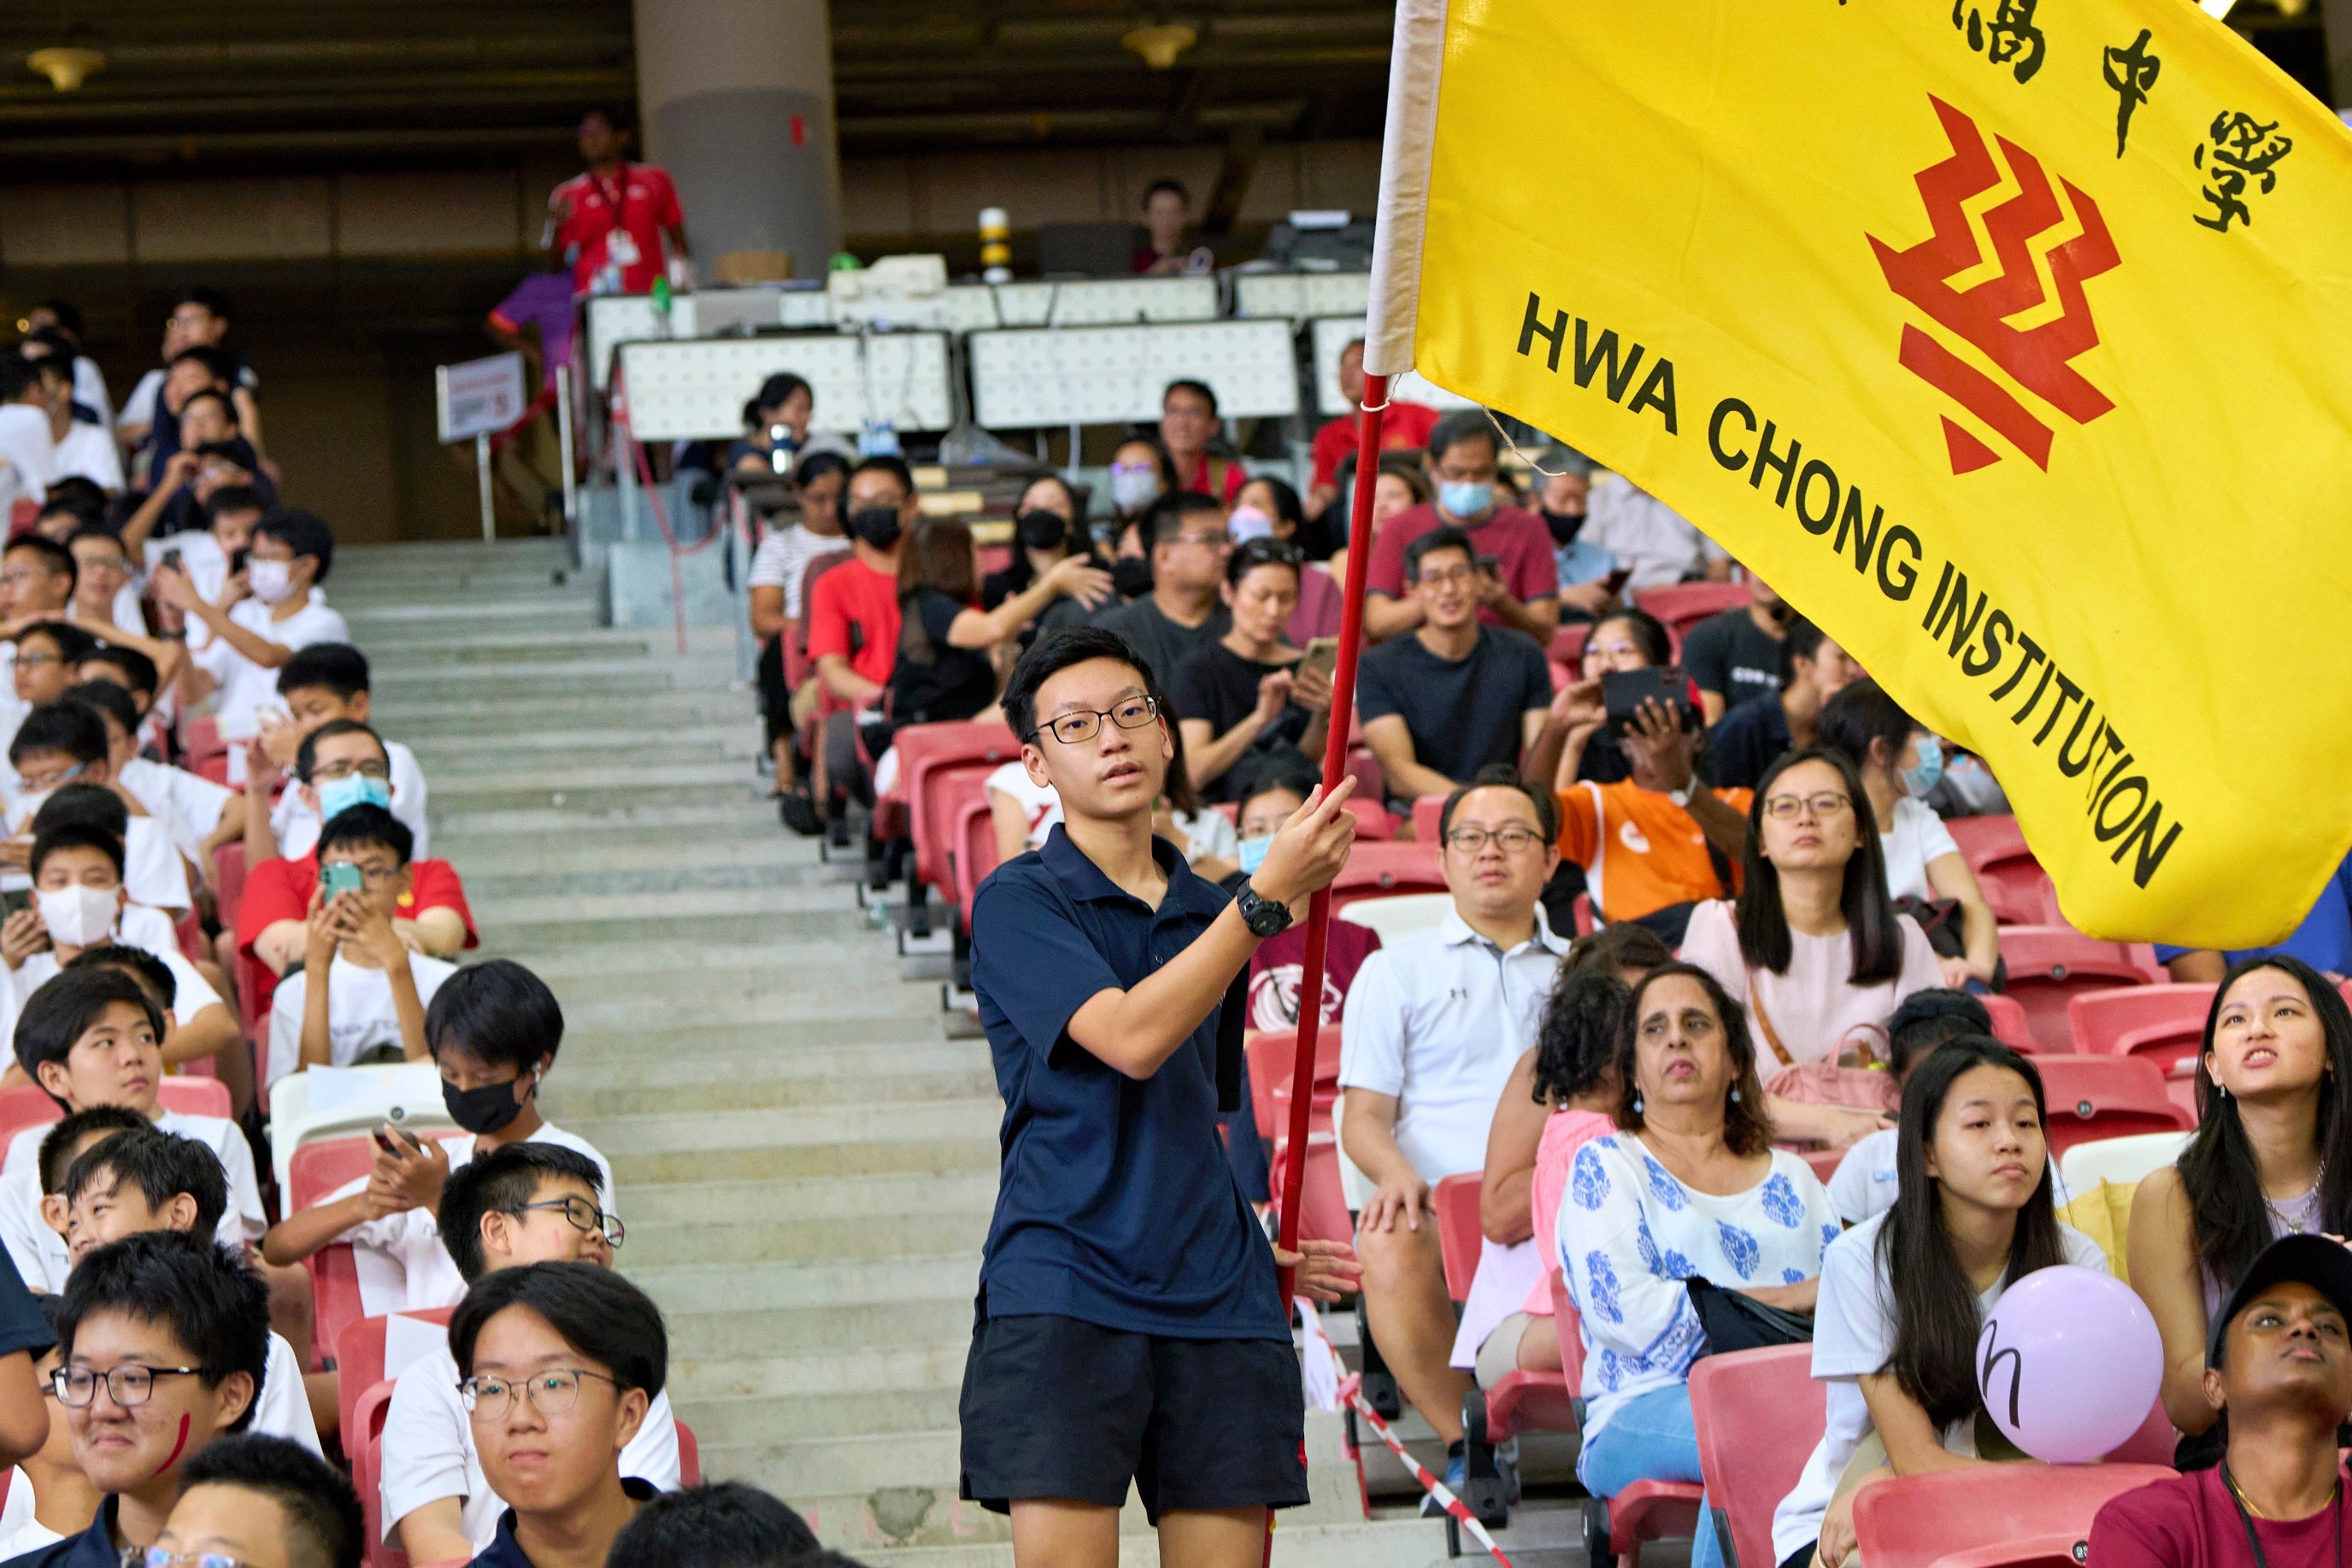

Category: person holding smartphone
[263, 804, 455, 1088]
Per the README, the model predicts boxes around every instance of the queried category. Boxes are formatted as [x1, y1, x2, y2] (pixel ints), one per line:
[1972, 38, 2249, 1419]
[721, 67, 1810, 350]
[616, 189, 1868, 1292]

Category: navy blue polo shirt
[969, 825, 1285, 1342]
[2, 1498, 117, 1568]
[470, 1478, 660, 1566]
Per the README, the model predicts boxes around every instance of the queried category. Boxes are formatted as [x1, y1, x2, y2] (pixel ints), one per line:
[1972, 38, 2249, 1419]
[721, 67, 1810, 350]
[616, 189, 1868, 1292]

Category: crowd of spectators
[0, 291, 842, 1568]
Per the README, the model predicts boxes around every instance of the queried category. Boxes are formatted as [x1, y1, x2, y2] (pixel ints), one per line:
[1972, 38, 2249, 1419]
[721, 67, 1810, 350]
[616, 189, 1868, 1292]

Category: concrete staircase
[336, 538, 1559, 1568]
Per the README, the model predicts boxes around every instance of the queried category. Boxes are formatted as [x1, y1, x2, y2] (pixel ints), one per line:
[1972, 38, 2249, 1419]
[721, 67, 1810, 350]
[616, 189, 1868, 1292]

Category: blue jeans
[1576, 1382, 1723, 1568]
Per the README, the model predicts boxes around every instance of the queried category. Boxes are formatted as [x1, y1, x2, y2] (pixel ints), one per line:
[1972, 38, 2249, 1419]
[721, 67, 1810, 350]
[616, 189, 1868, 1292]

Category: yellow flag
[1364, 0, 2352, 947]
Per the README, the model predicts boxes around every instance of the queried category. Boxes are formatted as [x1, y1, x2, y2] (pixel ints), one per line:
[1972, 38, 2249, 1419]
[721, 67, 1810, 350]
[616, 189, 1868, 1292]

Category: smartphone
[0, 888, 28, 922]
[1602, 666, 1692, 736]
[1297, 637, 1340, 685]
[1602, 566, 1635, 596]
[372, 1126, 426, 1157]
[322, 862, 364, 899]
[228, 547, 250, 578]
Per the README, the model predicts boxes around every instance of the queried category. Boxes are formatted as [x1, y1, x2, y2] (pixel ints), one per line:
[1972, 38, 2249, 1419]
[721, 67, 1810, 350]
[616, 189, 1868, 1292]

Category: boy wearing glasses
[961, 627, 1361, 1568]
[264, 805, 453, 1087]
[450, 1264, 667, 1568]
[8, 1230, 268, 1568]
[56, 1129, 319, 1455]
[148, 1433, 363, 1568]
[380, 1143, 676, 1563]
[1338, 766, 1567, 1500]
[262, 646, 430, 861]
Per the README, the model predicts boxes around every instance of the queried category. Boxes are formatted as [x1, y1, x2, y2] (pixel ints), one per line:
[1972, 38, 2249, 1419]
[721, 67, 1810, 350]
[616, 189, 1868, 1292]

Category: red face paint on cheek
[152, 1412, 190, 1478]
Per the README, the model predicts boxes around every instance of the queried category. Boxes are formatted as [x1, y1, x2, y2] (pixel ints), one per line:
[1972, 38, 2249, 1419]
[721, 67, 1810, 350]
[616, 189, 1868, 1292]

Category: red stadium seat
[1945, 813, 2026, 873]
[2068, 984, 2217, 1076]
[2031, 1054, 2194, 1158]
[1262, 1024, 1344, 1142]
[1328, 842, 1446, 914]
[333, 1307, 456, 1461]
[678, 1417, 702, 1486]
[1802, 1147, 1844, 1185]
[1266, 1132, 1352, 1249]
[351, 1377, 406, 1568]
[1573, 892, 1596, 937]
[1980, 992, 2039, 1052]
[1996, 927, 2163, 1051]
[1461, 1269, 1580, 1526]
[1554, 1279, 1704, 1560]
[950, 795, 1000, 931]
[1432, 1173, 1482, 1302]
[1635, 582, 1749, 643]
[1946, 814, 2063, 925]
[291, 1132, 464, 1370]
[896, 720, 1021, 909]
[1339, 795, 1396, 840]
[1411, 794, 1446, 846]
[1851, 1462, 2174, 1568]
[1549, 622, 1591, 665]
[1343, 743, 1383, 807]
[212, 840, 247, 939]
[0, 1077, 234, 1155]
[1691, 1345, 1824, 1568]
[182, 717, 227, 771]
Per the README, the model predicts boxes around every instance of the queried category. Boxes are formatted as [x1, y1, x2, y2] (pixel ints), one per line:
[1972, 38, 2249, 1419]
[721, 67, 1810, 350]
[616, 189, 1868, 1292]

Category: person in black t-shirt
[885, 517, 1110, 740]
[1169, 538, 1332, 802]
[1680, 578, 1791, 725]
[1356, 527, 1553, 805]
[1699, 616, 1867, 790]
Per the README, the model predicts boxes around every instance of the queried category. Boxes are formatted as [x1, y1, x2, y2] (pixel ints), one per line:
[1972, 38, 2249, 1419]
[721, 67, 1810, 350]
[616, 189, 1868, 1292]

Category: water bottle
[650, 274, 673, 338]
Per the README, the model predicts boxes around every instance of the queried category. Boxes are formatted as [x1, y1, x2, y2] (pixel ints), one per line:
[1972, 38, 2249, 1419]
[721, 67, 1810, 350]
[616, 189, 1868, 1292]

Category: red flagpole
[1273, 374, 1390, 1296]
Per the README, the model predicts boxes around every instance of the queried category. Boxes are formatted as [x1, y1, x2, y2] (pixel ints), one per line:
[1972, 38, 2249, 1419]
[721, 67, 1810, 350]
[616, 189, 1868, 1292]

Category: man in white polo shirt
[1339, 765, 1564, 1496]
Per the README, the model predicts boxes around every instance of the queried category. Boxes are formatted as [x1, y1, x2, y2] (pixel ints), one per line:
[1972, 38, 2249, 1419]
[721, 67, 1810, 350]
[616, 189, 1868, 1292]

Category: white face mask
[38, 884, 117, 948]
[248, 558, 296, 605]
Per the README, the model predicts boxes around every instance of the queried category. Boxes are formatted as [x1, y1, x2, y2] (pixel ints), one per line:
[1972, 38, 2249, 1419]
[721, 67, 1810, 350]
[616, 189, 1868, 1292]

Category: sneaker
[779, 789, 822, 837]
[1422, 1451, 1467, 1518]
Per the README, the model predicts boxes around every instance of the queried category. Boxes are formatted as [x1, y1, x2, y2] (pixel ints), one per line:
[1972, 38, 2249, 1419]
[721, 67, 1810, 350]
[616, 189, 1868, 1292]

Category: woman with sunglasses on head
[1169, 537, 1332, 802]
[1679, 749, 1943, 1149]
[2127, 954, 2352, 1469]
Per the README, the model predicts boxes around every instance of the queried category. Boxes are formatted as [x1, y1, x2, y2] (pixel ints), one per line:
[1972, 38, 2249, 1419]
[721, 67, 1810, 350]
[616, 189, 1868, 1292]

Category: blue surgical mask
[1438, 479, 1493, 520]
[1237, 834, 1273, 876]
[1901, 736, 1944, 800]
[318, 773, 392, 821]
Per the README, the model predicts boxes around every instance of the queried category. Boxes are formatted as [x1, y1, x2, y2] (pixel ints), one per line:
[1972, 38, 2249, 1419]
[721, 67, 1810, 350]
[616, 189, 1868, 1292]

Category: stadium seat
[211, 839, 247, 937]
[1432, 1172, 1482, 1302]
[1265, 1130, 1351, 1248]
[1328, 842, 1446, 914]
[895, 720, 1020, 917]
[0, 1077, 233, 1154]
[679, 1417, 702, 1486]
[1996, 927, 2163, 1051]
[2031, 1054, 2194, 1158]
[2057, 1129, 2191, 1198]
[1980, 991, 2039, 1052]
[1552, 1283, 1703, 1562]
[1946, 814, 2063, 925]
[1945, 813, 2026, 872]
[1339, 795, 1396, 840]
[1460, 1267, 1580, 1532]
[1343, 743, 1383, 807]
[1801, 1147, 1844, 1185]
[1851, 1462, 2174, 1568]
[1334, 890, 1452, 945]
[1260, 1024, 1343, 1142]
[1411, 794, 1446, 845]
[350, 1377, 405, 1568]
[1691, 1345, 1823, 1568]
[1573, 891, 1596, 937]
[950, 794, 999, 931]
[1549, 622, 1591, 665]
[1635, 582, 1748, 643]
[333, 1307, 456, 1459]
[2068, 984, 2216, 1075]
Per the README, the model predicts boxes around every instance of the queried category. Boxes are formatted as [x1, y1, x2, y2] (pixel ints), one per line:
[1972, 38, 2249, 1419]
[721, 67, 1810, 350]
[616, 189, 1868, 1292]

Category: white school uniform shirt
[1559, 1134, 1842, 1442]
[381, 1339, 680, 1548]
[329, 1125, 617, 1316]
[50, 419, 123, 494]
[191, 590, 350, 741]
[985, 761, 1060, 849]
[0, 1512, 62, 1559]
[0, 813, 190, 915]
[267, 952, 459, 1087]
[1879, 795, 1962, 906]
[271, 739, 431, 861]
[1338, 910, 1568, 1181]
[154, 531, 228, 653]
[0, 405, 55, 507]
[119, 755, 234, 864]
[1826, 1125, 2073, 1226]
[73, 359, 112, 433]
[0, 905, 226, 1060]
[0, 1108, 267, 1292]
[1769, 1212, 2109, 1564]
[119, 370, 164, 434]
[255, 1330, 325, 1455]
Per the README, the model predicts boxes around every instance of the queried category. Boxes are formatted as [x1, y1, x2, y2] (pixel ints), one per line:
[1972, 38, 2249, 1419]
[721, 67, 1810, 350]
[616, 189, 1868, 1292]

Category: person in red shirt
[1362, 411, 1560, 647]
[1307, 338, 1440, 522]
[1158, 379, 1247, 505]
[2090, 1234, 2352, 1568]
[545, 108, 691, 297]
[806, 456, 917, 809]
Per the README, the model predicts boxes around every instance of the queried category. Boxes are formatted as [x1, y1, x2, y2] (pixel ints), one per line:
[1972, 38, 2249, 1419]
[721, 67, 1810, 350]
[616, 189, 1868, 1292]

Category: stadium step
[334, 541, 1458, 1568]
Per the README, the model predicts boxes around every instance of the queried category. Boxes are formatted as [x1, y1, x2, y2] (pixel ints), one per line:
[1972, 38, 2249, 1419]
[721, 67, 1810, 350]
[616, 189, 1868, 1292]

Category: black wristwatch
[1236, 879, 1294, 937]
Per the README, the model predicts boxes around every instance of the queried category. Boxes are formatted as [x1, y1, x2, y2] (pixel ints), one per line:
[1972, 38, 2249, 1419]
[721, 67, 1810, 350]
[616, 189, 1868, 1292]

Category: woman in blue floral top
[1559, 962, 1841, 1568]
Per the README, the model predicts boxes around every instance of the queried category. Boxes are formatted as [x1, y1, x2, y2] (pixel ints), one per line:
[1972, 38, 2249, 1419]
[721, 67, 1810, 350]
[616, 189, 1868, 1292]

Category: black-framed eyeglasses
[459, 1366, 621, 1419]
[1031, 694, 1159, 747]
[510, 1195, 625, 1248]
[310, 758, 391, 781]
[1761, 791, 1852, 820]
[1445, 825, 1545, 854]
[55, 1364, 201, 1407]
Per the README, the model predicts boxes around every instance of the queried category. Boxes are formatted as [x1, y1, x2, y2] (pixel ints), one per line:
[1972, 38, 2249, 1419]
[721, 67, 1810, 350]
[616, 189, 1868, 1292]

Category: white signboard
[435, 352, 529, 443]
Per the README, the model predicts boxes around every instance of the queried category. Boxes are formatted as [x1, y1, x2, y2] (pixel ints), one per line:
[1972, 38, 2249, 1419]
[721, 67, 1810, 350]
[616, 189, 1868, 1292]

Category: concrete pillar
[2326, 0, 2352, 107]
[631, 0, 843, 279]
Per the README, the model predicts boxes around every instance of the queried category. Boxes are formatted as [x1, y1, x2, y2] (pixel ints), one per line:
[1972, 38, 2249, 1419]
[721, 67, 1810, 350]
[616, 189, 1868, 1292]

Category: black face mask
[849, 507, 904, 550]
[1541, 508, 1588, 547]
[1110, 556, 1155, 599]
[444, 1072, 531, 1135]
[1015, 508, 1068, 552]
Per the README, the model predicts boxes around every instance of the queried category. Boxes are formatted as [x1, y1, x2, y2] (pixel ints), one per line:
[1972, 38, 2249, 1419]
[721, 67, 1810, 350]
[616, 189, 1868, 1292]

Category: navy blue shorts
[958, 1312, 1308, 1523]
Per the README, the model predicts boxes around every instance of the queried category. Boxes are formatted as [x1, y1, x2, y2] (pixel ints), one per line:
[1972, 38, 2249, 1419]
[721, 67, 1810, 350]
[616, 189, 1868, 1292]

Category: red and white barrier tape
[1323, 1345, 1519, 1567]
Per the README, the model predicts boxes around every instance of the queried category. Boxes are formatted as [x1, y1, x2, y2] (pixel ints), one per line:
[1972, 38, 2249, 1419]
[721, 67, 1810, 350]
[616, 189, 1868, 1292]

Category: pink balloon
[1975, 1265, 2164, 1464]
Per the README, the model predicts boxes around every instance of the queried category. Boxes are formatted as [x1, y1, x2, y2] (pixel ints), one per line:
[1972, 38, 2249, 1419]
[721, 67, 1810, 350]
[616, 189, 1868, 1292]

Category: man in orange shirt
[1548, 688, 1749, 945]
[1306, 340, 1439, 522]
[806, 457, 916, 813]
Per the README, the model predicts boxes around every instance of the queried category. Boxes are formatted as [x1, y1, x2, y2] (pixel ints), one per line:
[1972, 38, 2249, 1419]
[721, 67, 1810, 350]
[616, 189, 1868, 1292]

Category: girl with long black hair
[2127, 954, 2352, 1465]
[1772, 1037, 2106, 1568]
